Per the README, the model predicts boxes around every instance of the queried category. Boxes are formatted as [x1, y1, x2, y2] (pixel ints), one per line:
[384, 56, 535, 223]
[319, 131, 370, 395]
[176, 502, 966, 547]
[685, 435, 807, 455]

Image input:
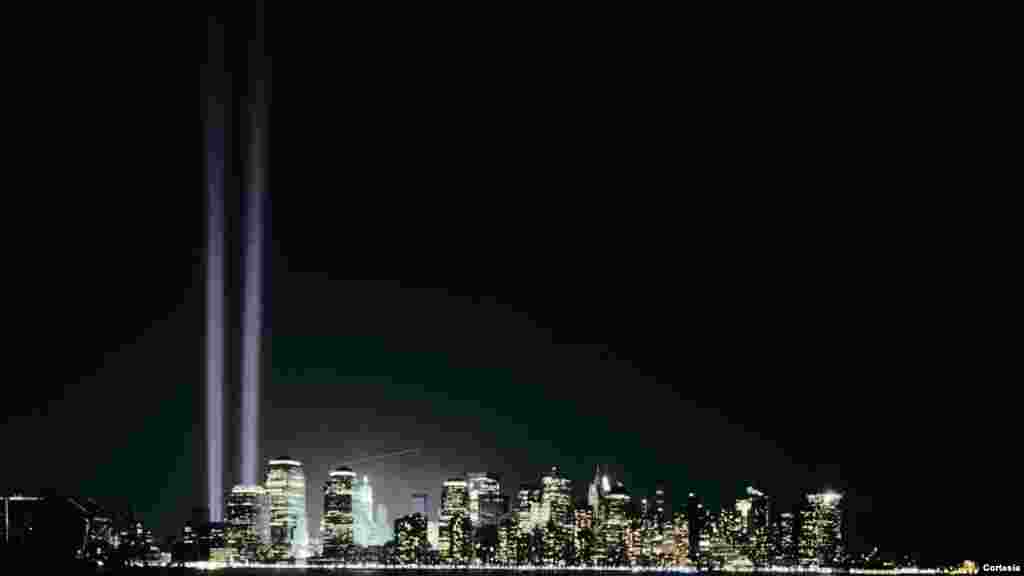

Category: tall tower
[467, 473, 501, 528]
[321, 467, 355, 558]
[265, 458, 308, 560]
[601, 483, 631, 565]
[588, 465, 612, 524]
[686, 492, 702, 563]
[352, 475, 375, 546]
[653, 481, 668, 527]
[773, 511, 797, 566]
[541, 466, 573, 529]
[516, 484, 534, 536]
[799, 491, 844, 567]
[226, 485, 268, 560]
[439, 478, 468, 560]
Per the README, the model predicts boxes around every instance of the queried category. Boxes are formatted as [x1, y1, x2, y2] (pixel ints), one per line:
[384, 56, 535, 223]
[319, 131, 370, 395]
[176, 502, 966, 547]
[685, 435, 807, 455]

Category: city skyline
[1, 10, 1015, 568]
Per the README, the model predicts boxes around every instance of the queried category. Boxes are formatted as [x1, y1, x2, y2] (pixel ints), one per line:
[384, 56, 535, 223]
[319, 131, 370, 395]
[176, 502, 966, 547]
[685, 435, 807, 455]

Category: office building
[395, 513, 428, 564]
[799, 491, 844, 567]
[226, 484, 268, 560]
[467, 473, 501, 528]
[439, 478, 468, 561]
[427, 520, 439, 550]
[671, 511, 691, 566]
[588, 466, 613, 524]
[772, 511, 797, 566]
[497, 514, 518, 565]
[516, 485, 534, 537]
[541, 466, 573, 530]
[600, 482, 631, 564]
[265, 457, 308, 560]
[653, 482, 668, 527]
[321, 467, 355, 558]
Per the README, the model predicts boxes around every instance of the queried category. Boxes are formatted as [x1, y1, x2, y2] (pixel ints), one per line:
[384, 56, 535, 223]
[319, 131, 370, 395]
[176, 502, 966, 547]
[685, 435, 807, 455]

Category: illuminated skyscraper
[733, 486, 770, 566]
[439, 478, 468, 560]
[528, 486, 544, 532]
[497, 514, 518, 565]
[203, 522, 230, 563]
[349, 474, 390, 546]
[226, 484, 268, 560]
[467, 473, 501, 528]
[321, 467, 355, 558]
[686, 493, 703, 563]
[352, 475, 373, 546]
[516, 485, 534, 537]
[481, 493, 508, 528]
[709, 509, 748, 570]
[265, 457, 308, 560]
[447, 511, 472, 564]
[772, 511, 797, 566]
[395, 513, 428, 564]
[600, 483, 631, 565]
[574, 506, 594, 556]
[588, 466, 613, 524]
[541, 466, 573, 530]
[799, 491, 844, 567]
[427, 520, 440, 550]
[671, 511, 691, 566]
[653, 482, 668, 527]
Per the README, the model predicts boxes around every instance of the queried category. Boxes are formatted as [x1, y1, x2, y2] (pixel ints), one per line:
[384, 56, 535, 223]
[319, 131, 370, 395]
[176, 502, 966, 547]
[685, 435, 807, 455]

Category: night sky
[2, 9, 1014, 566]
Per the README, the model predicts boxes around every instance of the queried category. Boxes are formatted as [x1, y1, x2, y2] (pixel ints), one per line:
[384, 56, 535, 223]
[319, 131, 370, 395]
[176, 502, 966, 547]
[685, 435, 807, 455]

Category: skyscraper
[480, 493, 508, 528]
[601, 483, 631, 565]
[733, 486, 770, 565]
[588, 465, 613, 524]
[395, 513, 428, 564]
[352, 475, 371, 546]
[265, 458, 308, 560]
[439, 478, 468, 561]
[466, 473, 501, 528]
[516, 485, 534, 537]
[226, 485, 268, 561]
[686, 493, 704, 564]
[427, 520, 440, 551]
[351, 474, 389, 546]
[799, 491, 844, 567]
[321, 467, 355, 558]
[653, 482, 668, 527]
[540, 466, 573, 530]
[772, 511, 797, 566]
[671, 510, 691, 566]
[497, 514, 518, 565]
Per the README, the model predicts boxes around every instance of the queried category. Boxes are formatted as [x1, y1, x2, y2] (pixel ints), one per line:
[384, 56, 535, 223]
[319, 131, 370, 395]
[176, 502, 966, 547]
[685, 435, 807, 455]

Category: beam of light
[240, 107, 264, 486]
[206, 123, 225, 522]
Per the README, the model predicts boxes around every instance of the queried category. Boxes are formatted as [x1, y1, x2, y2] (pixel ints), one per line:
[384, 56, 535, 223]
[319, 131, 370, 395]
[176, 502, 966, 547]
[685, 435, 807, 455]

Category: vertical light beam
[206, 118, 225, 522]
[240, 106, 264, 486]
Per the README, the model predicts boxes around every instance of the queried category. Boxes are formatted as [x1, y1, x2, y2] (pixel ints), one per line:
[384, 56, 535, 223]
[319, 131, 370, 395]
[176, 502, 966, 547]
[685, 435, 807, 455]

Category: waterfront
[76, 566, 944, 576]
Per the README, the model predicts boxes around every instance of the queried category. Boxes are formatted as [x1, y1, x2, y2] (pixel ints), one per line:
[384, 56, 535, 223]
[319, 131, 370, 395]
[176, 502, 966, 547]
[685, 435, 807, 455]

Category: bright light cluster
[183, 561, 943, 573]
